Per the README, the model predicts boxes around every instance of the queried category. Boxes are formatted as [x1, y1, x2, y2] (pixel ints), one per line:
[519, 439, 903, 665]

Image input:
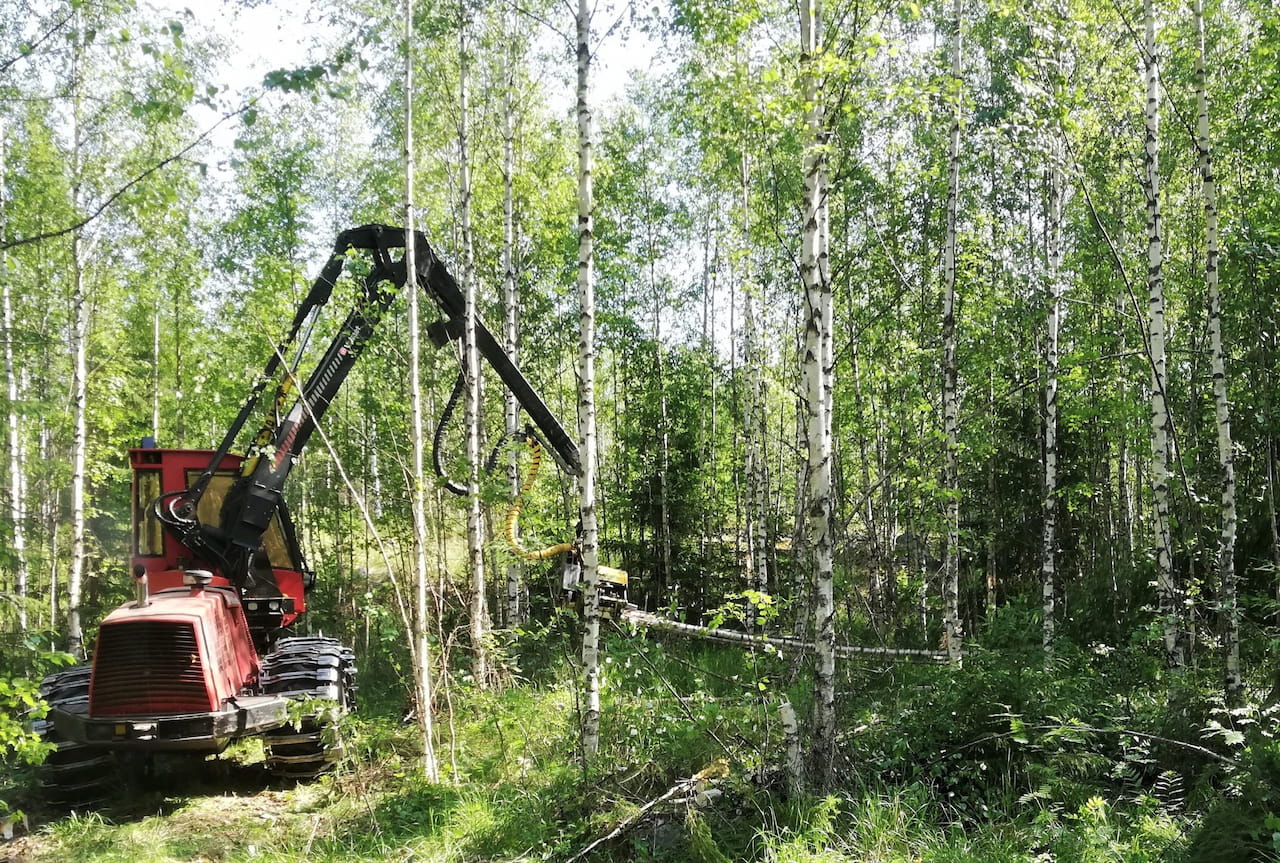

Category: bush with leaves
[0, 636, 76, 824]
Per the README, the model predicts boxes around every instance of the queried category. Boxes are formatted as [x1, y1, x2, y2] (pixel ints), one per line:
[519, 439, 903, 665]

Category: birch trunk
[404, 0, 440, 781]
[647, 181, 673, 601]
[576, 0, 602, 763]
[740, 158, 767, 602]
[502, 15, 524, 627]
[151, 295, 161, 440]
[1194, 0, 1238, 695]
[457, 11, 488, 689]
[800, 0, 836, 790]
[1042, 131, 1064, 658]
[941, 0, 964, 667]
[1270, 442, 1280, 613]
[0, 120, 26, 632]
[1143, 0, 1180, 668]
[67, 16, 87, 657]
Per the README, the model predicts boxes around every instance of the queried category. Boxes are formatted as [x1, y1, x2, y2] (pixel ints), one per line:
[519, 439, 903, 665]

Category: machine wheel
[259, 636, 356, 779]
[33, 665, 116, 807]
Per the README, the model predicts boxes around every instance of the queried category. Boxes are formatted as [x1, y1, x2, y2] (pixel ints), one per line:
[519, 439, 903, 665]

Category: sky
[152, 0, 655, 128]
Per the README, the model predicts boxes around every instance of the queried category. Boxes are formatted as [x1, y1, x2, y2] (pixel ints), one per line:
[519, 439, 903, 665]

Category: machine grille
[91, 621, 213, 715]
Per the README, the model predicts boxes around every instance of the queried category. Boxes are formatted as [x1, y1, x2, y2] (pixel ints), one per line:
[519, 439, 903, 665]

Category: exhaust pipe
[132, 564, 149, 608]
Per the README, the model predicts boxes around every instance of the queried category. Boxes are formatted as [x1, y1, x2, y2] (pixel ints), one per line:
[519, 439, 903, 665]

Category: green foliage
[0, 638, 75, 824]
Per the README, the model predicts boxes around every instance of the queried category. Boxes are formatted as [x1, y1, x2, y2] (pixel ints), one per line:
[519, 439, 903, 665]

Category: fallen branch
[564, 776, 698, 863]
[621, 609, 951, 662]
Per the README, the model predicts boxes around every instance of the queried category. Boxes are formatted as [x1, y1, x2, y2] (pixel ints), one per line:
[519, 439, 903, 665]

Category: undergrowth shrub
[837, 601, 1251, 834]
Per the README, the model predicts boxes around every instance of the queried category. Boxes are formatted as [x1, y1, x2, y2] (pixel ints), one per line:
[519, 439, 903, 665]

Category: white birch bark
[458, 10, 488, 688]
[779, 701, 803, 797]
[502, 11, 524, 627]
[1042, 124, 1064, 658]
[801, 0, 835, 790]
[404, 0, 440, 781]
[941, 0, 964, 667]
[1143, 0, 1180, 668]
[1194, 0, 1238, 695]
[0, 120, 26, 632]
[576, 0, 602, 763]
[739, 157, 767, 602]
[151, 296, 161, 440]
[67, 16, 87, 657]
[645, 152, 673, 600]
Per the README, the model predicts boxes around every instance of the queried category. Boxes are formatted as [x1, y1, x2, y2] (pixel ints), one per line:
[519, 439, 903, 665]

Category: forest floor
[3, 622, 1277, 862]
[1, 747, 334, 863]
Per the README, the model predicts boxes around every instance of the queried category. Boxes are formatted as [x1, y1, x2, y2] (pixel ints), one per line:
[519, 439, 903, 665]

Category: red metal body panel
[89, 586, 260, 717]
[130, 447, 306, 624]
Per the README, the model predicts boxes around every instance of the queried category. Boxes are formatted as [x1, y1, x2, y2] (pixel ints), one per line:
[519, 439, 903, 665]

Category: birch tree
[66, 9, 88, 657]
[1041, 149, 1063, 658]
[0, 119, 27, 633]
[456, 3, 489, 689]
[576, 0, 602, 763]
[1040, 6, 1067, 658]
[405, 0, 441, 781]
[800, 0, 836, 790]
[1142, 0, 1180, 668]
[502, 2, 524, 628]
[941, 0, 964, 667]
[1194, 0, 1238, 696]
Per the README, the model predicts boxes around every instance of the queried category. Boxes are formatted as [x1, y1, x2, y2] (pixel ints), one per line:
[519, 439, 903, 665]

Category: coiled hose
[505, 432, 575, 561]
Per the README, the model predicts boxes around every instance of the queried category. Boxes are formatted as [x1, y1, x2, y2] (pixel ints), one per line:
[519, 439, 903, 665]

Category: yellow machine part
[598, 565, 628, 587]
[506, 433, 630, 608]
[504, 434, 575, 561]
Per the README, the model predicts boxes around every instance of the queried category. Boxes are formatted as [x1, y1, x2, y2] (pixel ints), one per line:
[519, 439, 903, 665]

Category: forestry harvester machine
[33, 225, 594, 804]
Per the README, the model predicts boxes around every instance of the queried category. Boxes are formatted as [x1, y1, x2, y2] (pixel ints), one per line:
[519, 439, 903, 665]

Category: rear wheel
[33, 665, 117, 807]
[259, 637, 356, 779]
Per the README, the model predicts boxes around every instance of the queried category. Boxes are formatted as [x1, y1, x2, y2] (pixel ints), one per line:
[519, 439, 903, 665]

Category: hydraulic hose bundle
[503, 431, 575, 562]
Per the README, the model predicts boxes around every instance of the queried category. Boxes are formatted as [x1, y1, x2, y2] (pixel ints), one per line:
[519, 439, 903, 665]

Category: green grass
[13, 626, 1280, 862]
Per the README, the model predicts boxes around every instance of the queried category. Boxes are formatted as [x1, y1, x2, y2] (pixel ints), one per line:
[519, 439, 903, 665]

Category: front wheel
[259, 637, 356, 779]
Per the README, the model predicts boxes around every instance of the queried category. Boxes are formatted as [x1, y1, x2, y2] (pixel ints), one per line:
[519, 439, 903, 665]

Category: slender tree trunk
[1269, 440, 1280, 612]
[740, 157, 767, 603]
[698, 211, 715, 563]
[151, 292, 161, 440]
[1194, 0, 1238, 696]
[502, 13, 524, 629]
[172, 280, 185, 446]
[370, 413, 383, 520]
[0, 120, 26, 633]
[801, 0, 836, 791]
[646, 175, 673, 601]
[1042, 129, 1065, 658]
[1143, 0, 1180, 668]
[67, 17, 87, 657]
[941, 0, 964, 667]
[576, 0, 602, 764]
[457, 9, 488, 689]
[987, 371, 998, 619]
[404, 0, 440, 781]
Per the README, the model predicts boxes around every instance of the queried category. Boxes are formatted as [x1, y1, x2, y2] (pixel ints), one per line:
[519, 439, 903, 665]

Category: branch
[623, 608, 951, 661]
[509, 0, 573, 49]
[0, 101, 253, 252]
[1032, 724, 1242, 770]
[0, 9, 75, 76]
[565, 775, 699, 863]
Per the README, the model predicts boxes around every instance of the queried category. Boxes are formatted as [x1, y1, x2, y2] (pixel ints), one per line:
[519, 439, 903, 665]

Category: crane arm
[157, 225, 580, 587]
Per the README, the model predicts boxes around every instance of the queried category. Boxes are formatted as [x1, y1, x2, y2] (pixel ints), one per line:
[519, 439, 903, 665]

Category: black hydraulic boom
[157, 224, 580, 584]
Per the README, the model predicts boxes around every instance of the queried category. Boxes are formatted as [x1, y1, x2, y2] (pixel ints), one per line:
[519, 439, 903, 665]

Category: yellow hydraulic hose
[505, 434, 575, 561]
